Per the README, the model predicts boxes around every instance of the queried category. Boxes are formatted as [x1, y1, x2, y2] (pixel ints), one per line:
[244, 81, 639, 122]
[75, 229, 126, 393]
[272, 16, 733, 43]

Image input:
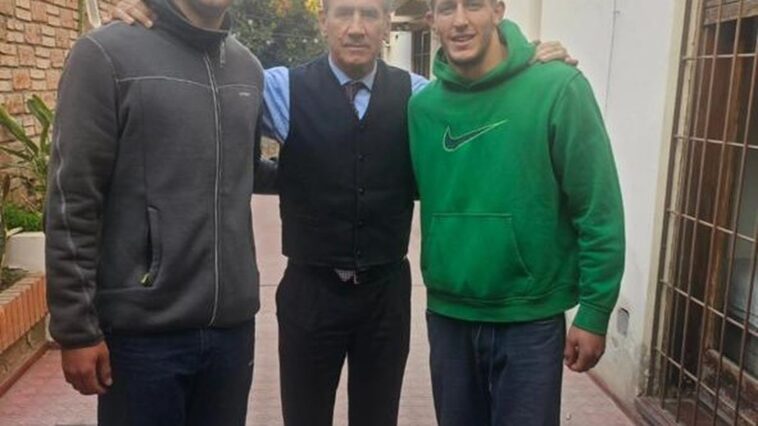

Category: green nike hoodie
[408, 20, 625, 335]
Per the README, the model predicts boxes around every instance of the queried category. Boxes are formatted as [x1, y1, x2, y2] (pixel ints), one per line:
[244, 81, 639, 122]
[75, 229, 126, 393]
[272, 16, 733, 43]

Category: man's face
[427, 0, 504, 67]
[320, 0, 390, 76]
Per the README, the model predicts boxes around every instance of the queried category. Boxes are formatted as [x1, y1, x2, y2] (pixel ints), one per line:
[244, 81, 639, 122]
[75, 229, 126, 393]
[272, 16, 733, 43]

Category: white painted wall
[539, 0, 616, 107]
[384, 31, 414, 72]
[538, 0, 685, 408]
[503, 0, 542, 41]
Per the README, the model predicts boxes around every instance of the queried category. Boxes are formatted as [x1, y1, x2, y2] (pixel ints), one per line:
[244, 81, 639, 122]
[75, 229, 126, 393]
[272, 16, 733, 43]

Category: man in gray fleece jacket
[44, 0, 273, 423]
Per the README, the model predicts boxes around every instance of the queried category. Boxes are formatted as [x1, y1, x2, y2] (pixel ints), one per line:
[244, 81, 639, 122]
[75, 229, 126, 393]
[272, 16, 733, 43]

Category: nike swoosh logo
[442, 119, 509, 152]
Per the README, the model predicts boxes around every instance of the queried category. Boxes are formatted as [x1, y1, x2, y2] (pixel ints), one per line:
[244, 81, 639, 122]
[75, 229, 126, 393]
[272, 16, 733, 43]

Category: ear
[425, 10, 434, 32]
[494, 0, 505, 22]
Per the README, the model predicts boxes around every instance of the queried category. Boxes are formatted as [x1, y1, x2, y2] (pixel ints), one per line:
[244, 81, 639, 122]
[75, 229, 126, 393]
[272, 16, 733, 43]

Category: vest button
[356, 250, 363, 258]
[358, 220, 365, 228]
[358, 154, 365, 162]
[358, 187, 366, 195]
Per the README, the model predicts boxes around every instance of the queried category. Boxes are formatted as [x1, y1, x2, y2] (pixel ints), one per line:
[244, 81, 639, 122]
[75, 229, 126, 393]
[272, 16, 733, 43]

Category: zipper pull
[140, 273, 152, 287]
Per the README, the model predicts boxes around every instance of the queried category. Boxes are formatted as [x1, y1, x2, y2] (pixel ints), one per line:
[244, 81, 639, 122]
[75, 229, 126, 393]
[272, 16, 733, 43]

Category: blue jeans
[98, 320, 255, 426]
[427, 312, 565, 426]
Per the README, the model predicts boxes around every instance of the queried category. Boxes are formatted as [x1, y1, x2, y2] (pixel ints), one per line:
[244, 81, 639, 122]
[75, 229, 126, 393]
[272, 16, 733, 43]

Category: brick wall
[0, 0, 116, 144]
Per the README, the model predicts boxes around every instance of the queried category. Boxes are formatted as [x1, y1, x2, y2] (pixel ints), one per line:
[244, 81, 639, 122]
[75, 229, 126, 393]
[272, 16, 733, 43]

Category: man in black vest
[267, 1, 417, 424]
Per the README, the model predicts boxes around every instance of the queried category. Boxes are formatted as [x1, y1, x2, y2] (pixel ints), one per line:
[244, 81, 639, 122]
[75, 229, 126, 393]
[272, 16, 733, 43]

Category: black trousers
[277, 259, 412, 426]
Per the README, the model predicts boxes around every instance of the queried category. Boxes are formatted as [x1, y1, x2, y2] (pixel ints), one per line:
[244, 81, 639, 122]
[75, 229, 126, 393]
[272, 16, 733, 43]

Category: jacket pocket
[141, 207, 163, 287]
[422, 213, 534, 301]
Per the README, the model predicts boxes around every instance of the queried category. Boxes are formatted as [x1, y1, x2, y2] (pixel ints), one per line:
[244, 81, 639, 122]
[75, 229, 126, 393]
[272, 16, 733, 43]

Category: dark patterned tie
[344, 81, 365, 116]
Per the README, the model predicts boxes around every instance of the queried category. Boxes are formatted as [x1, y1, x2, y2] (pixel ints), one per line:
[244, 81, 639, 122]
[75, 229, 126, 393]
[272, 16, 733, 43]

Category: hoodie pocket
[141, 207, 163, 287]
[422, 213, 534, 301]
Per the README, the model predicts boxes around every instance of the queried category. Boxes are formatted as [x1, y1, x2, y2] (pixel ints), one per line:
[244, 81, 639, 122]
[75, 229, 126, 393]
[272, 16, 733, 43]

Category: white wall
[539, 0, 684, 407]
[384, 31, 414, 72]
[503, 0, 542, 41]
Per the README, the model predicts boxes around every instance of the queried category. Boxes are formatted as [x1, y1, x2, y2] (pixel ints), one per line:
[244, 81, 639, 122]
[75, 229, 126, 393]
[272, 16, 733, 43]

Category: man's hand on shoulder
[111, 0, 156, 27]
[563, 325, 605, 373]
[532, 41, 579, 66]
[61, 341, 113, 395]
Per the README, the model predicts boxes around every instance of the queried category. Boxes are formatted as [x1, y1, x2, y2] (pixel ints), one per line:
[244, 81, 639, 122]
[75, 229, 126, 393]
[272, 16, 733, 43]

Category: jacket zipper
[203, 52, 222, 326]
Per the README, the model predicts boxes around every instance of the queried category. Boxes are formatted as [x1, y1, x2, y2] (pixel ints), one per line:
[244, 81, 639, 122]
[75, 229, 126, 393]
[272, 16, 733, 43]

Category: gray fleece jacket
[45, 0, 272, 348]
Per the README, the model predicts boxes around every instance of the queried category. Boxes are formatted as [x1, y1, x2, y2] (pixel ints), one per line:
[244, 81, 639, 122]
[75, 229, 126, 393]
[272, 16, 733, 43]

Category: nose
[346, 11, 366, 37]
[452, 3, 469, 28]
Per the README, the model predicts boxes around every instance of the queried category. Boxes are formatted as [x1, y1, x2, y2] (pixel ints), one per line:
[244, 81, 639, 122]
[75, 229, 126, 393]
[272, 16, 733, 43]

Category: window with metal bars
[640, 1, 758, 425]
[412, 30, 431, 78]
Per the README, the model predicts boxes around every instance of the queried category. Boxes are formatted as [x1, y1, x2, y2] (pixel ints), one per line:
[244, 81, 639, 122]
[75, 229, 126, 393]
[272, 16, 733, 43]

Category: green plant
[0, 94, 53, 214]
[3, 203, 43, 232]
[0, 176, 22, 285]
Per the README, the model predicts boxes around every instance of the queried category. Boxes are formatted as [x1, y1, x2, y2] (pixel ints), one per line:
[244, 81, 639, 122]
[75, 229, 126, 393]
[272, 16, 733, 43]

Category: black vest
[279, 56, 415, 269]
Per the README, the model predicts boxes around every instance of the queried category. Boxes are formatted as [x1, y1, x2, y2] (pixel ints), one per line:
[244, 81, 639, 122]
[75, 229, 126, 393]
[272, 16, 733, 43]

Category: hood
[432, 19, 535, 91]
[147, 0, 231, 51]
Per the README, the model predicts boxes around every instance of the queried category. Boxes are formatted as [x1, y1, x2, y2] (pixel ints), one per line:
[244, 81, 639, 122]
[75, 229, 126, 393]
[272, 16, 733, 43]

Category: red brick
[0, 53, 18, 66]
[46, 13, 59, 25]
[0, 16, 6, 40]
[41, 34, 53, 46]
[59, 7, 73, 28]
[46, 68, 60, 89]
[36, 58, 50, 69]
[54, 27, 67, 46]
[7, 17, 25, 30]
[7, 29, 24, 42]
[0, 68, 11, 79]
[0, 0, 14, 15]
[16, 7, 31, 21]
[35, 45, 49, 57]
[46, 4, 59, 15]
[15, 0, 31, 10]
[50, 47, 65, 67]
[41, 23, 55, 36]
[0, 42, 16, 55]
[0, 80, 11, 92]
[18, 44, 35, 65]
[31, 79, 46, 90]
[0, 305, 6, 351]
[24, 22, 42, 44]
[12, 69, 31, 89]
[29, 68, 44, 79]
[31, 2, 45, 21]
[40, 90, 54, 106]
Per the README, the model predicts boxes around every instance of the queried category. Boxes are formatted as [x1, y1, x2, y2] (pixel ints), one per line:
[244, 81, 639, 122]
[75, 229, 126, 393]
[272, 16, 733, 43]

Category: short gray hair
[322, 0, 394, 13]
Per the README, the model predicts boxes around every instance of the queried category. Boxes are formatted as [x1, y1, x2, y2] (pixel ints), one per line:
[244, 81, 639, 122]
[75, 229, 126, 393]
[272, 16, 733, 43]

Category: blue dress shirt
[261, 56, 429, 142]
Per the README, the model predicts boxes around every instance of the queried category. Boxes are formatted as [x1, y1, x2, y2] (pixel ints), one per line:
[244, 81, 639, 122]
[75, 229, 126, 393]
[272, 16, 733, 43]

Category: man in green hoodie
[409, 0, 625, 424]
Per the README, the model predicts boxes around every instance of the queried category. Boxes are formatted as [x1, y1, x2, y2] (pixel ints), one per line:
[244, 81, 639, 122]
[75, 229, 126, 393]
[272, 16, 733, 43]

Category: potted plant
[0, 94, 51, 274]
[0, 96, 51, 385]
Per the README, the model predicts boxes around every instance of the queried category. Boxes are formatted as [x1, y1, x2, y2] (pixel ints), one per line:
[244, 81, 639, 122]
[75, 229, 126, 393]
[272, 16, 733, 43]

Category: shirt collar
[328, 55, 377, 91]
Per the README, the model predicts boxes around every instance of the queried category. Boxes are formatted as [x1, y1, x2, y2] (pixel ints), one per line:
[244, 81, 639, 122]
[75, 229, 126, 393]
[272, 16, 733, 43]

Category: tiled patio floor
[0, 197, 636, 426]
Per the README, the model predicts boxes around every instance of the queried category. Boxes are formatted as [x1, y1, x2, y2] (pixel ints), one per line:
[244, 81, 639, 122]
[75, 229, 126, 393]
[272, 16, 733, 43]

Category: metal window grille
[412, 30, 431, 78]
[641, 0, 758, 425]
